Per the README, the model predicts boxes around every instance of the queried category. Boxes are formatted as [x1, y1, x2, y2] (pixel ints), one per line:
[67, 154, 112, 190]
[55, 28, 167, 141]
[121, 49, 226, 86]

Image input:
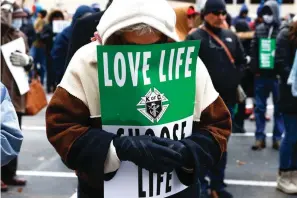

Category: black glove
[153, 138, 193, 169]
[113, 135, 183, 173]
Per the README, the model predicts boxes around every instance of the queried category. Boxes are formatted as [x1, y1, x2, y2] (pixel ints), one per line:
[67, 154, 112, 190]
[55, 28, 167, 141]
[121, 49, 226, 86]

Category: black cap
[203, 0, 226, 15]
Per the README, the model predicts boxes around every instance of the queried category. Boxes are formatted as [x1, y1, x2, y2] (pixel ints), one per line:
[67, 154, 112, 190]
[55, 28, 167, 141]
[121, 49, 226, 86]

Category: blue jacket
[1, 83, 23, 166]
[233, 4, 252, 25]
[51, 5, 94, 84]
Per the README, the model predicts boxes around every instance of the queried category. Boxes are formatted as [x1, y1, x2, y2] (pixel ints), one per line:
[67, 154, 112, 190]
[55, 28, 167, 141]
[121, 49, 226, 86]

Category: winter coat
[46, 0, 231, 197]
[233, 4, 252, 26]
[51, 5, 95, 84]
[186, 22, 247, 105]
[1, 83, 23, 166]
[275, 24, 297, 114]
[250, 0, 280, 78]
[1, 20, 30, 113]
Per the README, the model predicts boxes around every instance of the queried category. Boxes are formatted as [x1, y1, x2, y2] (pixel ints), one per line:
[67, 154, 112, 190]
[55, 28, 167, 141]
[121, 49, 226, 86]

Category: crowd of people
[1, 0, 297, 197]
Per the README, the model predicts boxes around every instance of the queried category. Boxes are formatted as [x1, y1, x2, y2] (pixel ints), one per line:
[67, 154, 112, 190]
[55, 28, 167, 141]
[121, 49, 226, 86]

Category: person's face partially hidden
[204, 10, 227, 28]
[121, 31, 167, 45]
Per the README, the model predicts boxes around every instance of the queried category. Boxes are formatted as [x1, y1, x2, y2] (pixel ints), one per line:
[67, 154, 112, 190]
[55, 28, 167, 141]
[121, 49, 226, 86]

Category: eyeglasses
[212, 11, 227, 16]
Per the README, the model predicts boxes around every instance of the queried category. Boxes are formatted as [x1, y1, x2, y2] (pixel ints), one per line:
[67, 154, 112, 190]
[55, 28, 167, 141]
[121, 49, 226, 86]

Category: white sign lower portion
[103, 116, 193, 198]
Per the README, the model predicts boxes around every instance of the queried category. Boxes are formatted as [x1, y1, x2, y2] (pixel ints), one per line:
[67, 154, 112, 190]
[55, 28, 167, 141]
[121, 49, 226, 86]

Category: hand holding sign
[113, 135, 183, 173]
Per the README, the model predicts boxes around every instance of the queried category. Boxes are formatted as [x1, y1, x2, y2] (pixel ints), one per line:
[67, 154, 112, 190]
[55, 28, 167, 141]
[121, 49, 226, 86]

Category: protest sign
[259, 38, 276, 69]
[97, 41, 200, 198]
[1, 37, 29, 95]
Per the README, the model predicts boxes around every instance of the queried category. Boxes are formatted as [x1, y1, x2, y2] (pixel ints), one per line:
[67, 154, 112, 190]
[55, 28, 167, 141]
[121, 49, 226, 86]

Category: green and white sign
[259, 38, 276, 69]
[97, 40, 200, 198]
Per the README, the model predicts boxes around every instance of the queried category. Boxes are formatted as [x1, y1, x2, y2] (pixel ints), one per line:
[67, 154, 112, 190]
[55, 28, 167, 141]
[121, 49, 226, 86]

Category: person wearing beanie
[1, 0, 33, 191]
[187, 0, 248, 197]
[46, 0, 231, 197]
[250, 0, 284, 151]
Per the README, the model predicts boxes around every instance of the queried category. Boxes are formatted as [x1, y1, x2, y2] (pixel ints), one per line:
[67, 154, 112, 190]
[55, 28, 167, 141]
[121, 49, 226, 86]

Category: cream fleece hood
[96, 0, 180, 44]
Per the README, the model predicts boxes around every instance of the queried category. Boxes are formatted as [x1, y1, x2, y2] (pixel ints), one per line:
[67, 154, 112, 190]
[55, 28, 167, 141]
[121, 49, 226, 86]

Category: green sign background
[97, 41, 200, 126]
[259, 38, 276, 70]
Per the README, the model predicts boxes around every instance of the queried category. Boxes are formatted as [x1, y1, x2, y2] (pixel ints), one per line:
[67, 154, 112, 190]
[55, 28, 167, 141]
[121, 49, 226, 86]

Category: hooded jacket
[233, 4, 251, 25]
[51, 5, 94, 84]
[46, 0, 231, 197]
[250, 0, 280, 78]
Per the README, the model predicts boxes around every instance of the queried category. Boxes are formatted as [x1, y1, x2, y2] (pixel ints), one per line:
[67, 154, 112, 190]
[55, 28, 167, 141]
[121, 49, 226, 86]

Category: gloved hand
[154, 138, 193, 170]
[10, 51, 32, 67]
[113, 135, 183, 173]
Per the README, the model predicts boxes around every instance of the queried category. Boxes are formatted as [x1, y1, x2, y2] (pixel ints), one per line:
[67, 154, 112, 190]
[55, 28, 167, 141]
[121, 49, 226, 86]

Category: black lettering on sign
[181, 121, 187, 139]
[160, 127, 170, 138]
[145, 129, 155, 136]
[173, 124, 179, 140]
[128, 128, 133, 136]
[138, 168, 146, 197]
[149, 171, 153, 197]
[117, 128, 124, 136]
[156, 173, 164, 196]
[166, 172, 172, 193]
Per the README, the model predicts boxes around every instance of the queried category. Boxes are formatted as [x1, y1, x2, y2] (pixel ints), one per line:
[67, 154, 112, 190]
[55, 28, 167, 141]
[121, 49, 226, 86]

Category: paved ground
[1, 97, 296, 198]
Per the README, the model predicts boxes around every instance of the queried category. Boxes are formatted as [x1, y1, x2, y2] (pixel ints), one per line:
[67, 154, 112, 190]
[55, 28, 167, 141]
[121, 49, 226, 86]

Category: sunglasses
[212, 11, 227, 16]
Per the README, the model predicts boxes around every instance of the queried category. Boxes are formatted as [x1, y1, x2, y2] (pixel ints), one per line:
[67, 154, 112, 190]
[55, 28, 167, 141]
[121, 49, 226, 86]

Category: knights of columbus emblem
[137, 88, 169, 123]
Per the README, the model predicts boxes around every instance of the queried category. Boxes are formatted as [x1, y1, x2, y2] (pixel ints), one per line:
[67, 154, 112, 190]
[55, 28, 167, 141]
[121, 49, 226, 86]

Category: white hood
[97, 0, 180, 44]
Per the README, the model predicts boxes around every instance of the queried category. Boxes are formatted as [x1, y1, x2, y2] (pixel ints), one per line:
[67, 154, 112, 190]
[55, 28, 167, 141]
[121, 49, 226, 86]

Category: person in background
[275, 18, 297, 195]
[249, 4, 264, 31]
[31, 9, 47, 85]
[51, 5, 94, 85]
[40, 9, 64, 93]
[233, 4, 251, 26]
[20, 8, 36, 48]
[250, 0, 284, 151]
[1, 83, 23, 192]
[174, 6, 199, 40]
[1, 1, 33, 191]
[233, 19, 253, 133]
[34, 9, 47, 33]
[64, 0, 113, 68]
[186, 0, 247, 197]
[187, 6, 199, 34]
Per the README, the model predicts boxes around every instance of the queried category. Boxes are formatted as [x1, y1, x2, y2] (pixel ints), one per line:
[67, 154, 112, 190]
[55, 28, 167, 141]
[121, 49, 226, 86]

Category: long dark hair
[289, 21, 297, 48]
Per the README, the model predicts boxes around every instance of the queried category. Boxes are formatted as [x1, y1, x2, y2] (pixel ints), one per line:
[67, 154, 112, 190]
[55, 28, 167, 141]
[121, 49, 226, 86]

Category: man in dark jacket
[250, 0, 284, 151]
[51, 5, 94, 84]
[40, 10, 64, 93]
[64, 0, 113, 68]
[186, 0, 246, 197]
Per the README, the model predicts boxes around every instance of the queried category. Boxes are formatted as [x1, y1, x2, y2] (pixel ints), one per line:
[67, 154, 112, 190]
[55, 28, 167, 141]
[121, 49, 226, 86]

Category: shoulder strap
[201, 26, 235, 64]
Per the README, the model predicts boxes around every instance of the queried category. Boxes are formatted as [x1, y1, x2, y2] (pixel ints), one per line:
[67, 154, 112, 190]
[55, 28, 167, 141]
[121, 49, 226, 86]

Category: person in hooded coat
[250, 0, 284, 151]
[46, 0, 231, 197]
[51, 5, 94, 85]
[233, 4, 251, 26]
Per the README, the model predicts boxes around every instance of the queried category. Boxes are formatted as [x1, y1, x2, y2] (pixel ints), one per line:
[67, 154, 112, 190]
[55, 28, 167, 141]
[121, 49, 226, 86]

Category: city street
[1, 96, 296, 198]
